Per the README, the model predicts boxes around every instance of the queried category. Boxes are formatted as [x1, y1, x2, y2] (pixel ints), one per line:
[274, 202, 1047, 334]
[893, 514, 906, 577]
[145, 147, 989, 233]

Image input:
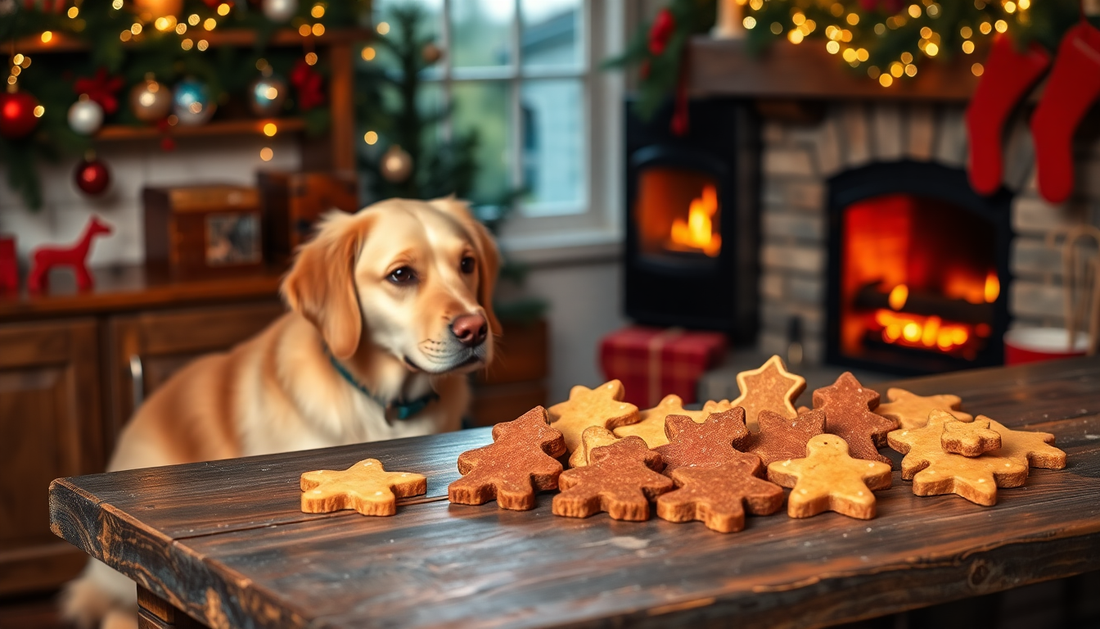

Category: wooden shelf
[688, 36, 981, 102]
[95, 117, 306, 141]
[8, 27, 370, 55]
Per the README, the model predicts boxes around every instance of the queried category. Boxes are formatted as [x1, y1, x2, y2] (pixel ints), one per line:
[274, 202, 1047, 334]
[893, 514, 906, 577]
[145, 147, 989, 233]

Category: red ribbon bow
[290, 60, 326, 111]
[73, 69, 125, 116]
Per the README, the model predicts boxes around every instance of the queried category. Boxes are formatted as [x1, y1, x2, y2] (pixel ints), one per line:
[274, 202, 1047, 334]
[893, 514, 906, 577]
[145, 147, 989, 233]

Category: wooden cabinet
[0, 319, 102, 595]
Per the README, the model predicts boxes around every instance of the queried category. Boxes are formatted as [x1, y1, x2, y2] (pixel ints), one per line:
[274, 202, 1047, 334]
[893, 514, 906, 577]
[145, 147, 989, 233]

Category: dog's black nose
[451, 314, 488, 347]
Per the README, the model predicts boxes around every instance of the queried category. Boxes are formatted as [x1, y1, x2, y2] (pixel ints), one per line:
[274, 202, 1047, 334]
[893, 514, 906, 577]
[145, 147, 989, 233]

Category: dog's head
[282, 197, 500, 375]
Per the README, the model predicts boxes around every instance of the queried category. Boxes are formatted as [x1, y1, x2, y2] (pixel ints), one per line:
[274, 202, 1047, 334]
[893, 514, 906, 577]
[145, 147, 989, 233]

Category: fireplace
[624, 98, 759, 341]
[826, 161, 1012, 374]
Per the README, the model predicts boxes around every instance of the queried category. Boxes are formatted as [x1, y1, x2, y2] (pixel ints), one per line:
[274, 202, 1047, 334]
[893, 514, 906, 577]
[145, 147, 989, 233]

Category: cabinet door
[107, 301, 285, 444]
[0, 318, 101, 595]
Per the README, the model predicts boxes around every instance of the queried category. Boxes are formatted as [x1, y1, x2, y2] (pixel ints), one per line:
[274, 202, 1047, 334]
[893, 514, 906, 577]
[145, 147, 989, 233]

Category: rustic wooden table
[50, 357, 1100, 629]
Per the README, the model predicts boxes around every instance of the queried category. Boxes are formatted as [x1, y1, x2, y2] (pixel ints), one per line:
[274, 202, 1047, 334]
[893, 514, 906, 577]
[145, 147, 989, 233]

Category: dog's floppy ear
[428, 196, 501, 336]
[281, 211, 369, 359]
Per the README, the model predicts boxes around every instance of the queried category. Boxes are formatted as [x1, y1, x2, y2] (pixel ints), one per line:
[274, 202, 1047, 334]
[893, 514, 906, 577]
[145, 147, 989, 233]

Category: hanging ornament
[172, 78, 216, 126]
[74, 153, 111, 196]
[0, 90, 41, 139]
[262, 0, 297, 22]
[380, 145, 413, 183]
[422, 43, 444, 65]
[68, 94, 104, 136]
[129, 75, 172, 123]
[249, 74, 288, 117]
[73, 69, 125, 116]
[290, 59, 325, 110]
[648, 8, 675, 55]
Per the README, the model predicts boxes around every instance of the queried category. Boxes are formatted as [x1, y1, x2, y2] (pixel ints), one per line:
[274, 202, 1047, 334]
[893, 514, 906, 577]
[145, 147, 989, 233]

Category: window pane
[450, 0, 514, 68]
[520, 79, 584, 214]
[371, 0, 444, 73]
[521, 0, 582, 69]
[452, 81, 512, 204]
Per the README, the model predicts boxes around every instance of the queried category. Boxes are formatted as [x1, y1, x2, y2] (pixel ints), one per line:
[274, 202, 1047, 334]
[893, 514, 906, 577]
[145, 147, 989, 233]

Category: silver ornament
[249, 75, 288, 117]
[172, 78, 216, 126]
[129, 76, 172, 122]
[262, 0, 298, 22]
[380, 145, 413, 183]
[68, 96, 104, 135]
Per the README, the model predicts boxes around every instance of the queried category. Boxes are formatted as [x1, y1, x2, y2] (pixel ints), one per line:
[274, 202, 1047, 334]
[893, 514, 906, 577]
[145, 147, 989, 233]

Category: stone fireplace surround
[755, 102, 1100, 365]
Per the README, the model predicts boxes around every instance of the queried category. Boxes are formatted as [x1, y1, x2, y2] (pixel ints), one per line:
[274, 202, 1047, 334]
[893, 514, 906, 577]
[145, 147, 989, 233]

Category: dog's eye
[460, 256, 476, 275]
[388, 266, 418, 285]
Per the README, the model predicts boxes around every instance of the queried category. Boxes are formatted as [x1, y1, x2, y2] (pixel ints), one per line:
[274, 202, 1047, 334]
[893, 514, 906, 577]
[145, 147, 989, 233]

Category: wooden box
[143, 185, 264, 275]
[257, 171, 359, 258]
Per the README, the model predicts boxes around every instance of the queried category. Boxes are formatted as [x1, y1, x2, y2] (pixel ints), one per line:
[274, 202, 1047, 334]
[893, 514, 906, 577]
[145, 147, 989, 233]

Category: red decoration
[28, 216, 112, 293]
[0, 236, 18, 293]
[648, 8, 675, 55]
[599, 326, 727, 408]
[73, 69, 125, 116]
[23, 0, 67, 12]
[290, 60, 326, 111]
[1031, 22, 1100, 204]
[0, 91, 41, 139]
[965, 34, 1050, 195]
[74, 157, 111, 196]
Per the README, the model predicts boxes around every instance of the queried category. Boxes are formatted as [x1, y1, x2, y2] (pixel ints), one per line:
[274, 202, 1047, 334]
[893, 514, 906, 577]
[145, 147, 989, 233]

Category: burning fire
[984, 271, 1000, 303]
[874, 310, 990, 353]
[669, 184, 721, 257]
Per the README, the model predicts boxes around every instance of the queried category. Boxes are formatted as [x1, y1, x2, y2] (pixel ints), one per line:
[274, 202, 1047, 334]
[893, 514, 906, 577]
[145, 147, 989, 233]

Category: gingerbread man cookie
[656, 458, 785, 533]
[767, 434, 893, 519]
[548, 380, 640, 455]
[746, 408, 826, 466]
[552, 437, 673, 521]
[942, 415, 1001, 457]
[449, 406, 567, 510]
[731, 355, 806, 432]
[813, 372, 896, 464]
[301, 459, 427, 517]
[613, 395, 732, 449]
[654, 408, 756, 475]
[568, 426, 622, 468]
[875, 388, 973, 430]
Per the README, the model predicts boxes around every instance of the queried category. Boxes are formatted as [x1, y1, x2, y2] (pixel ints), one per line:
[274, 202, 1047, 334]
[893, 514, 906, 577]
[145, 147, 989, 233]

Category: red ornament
[290, 59, 326, 111]
[73, 69, 125, 116]
[0, 236, 18, 293]
[74, 157, 111, 196]
[28, 216, 112, 293]
[649, 9, 676, 55]
[0, 91, 41, 139]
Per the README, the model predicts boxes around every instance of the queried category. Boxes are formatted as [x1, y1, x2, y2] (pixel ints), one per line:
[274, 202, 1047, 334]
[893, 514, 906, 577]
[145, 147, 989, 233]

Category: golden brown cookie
[448, 406, 567, 510]
[654, 408, 756, 475]
[875, 388, 973, 430]
[568, 426, 621, 468]
[613, 395, 732, 449]
[942, 416, 1001, 457]
[656, 458, 785, 533]
[552, 437, 673, 521]
[548, 380, 640, 455]
[301, 459, 427, 517]
[767, 434, 893, 519]
[747, 408, 826, 466]
[731, 355, 806, 432]
[813, 372, 897, 464]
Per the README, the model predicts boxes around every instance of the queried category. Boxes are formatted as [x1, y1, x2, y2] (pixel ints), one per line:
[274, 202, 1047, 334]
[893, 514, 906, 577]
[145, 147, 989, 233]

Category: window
[370, 0, 623, 253]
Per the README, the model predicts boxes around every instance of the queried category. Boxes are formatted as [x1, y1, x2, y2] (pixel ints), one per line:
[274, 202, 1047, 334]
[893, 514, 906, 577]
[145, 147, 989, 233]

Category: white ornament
[262, 0, 298, 22]
[68, 96, 104, 135]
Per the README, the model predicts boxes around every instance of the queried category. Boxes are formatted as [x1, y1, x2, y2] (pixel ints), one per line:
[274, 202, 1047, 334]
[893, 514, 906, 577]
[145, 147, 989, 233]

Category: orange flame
[888, 284, 908, 310]
[984, 271, 1000, 303]
[875, 309, 971, 352]
[670, 184, 721, 257]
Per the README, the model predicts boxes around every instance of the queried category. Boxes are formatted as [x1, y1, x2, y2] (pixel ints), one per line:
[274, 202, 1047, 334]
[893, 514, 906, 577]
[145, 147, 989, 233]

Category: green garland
[613, 0, 1081, 123]
[0, 0, 368, 210]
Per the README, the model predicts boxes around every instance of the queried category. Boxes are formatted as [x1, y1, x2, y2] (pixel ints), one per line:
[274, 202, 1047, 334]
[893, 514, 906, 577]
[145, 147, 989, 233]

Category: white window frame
[420, 0, 624, 261]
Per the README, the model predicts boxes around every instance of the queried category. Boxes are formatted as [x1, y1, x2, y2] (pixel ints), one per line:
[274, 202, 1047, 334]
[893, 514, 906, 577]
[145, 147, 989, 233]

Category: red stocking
[966, 34, 1050, 195]
[1031, 22, 1100, 204]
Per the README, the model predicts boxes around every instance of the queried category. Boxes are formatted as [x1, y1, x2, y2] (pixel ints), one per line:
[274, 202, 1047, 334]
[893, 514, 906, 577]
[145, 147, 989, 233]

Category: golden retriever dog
[61, 197, 499, 629]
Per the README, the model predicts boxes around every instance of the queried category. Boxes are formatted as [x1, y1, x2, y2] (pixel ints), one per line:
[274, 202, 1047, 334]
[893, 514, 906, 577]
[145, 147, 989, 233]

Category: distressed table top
[51, 357, 1100, 629]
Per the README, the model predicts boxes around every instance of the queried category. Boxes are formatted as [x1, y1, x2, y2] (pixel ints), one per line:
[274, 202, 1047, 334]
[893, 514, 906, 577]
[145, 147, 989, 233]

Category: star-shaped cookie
[875, 388, 973, 430]
[731, 355, 806, 432]
[656, 458, 785, 533]
[767, 434, 893, 519]
[553, 437, 673, 521]
[568, 426, 622, 468]
[813, 372, 896, 464]
[301, 458, 427, 517]
[654, 408, 756, 475]
[548, 380, 640, 455]
[942, 415, 1000, 457]
[613, 395, 732, 449]
[747, 408, 826, 466]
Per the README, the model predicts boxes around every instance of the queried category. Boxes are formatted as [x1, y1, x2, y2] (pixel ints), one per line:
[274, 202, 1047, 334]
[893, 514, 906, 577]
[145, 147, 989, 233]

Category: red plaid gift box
[599, 326, 727, 408]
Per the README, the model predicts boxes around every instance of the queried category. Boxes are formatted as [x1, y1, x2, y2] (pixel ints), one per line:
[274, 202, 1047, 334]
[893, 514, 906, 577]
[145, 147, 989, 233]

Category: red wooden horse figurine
[0, 235, 17, 292]
[28, 216, 113, 292]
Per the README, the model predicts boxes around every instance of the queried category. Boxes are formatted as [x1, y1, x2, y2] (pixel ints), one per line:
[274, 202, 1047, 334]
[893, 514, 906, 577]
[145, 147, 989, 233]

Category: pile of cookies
[444, 355, 1067, 533]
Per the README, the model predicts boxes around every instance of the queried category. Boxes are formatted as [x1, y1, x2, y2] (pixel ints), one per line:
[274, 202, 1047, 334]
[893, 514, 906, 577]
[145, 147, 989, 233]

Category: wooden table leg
[137, 586, 210, 629]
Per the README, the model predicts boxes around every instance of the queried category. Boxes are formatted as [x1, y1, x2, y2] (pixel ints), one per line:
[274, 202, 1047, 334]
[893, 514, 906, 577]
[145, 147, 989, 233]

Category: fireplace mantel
[688, 37, 981, 102]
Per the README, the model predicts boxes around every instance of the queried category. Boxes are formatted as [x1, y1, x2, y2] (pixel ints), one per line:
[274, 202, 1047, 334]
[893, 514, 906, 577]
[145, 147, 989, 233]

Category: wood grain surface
[50, 357, 1100, 629]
